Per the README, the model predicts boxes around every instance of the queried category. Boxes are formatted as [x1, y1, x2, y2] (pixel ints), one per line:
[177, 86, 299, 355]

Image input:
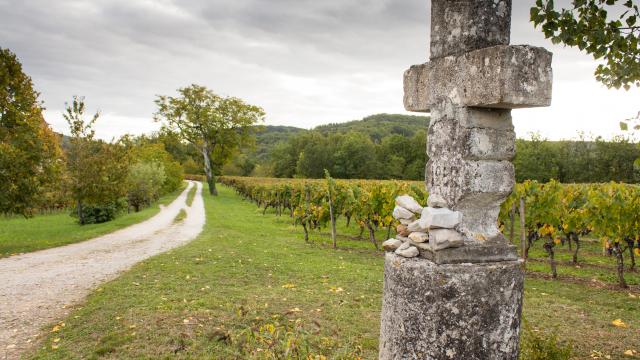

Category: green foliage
[72, 199, 128, 225]
[520, 323, 573, 360]
[154, 84, 265, 195]
[127, 142, 183, 194]
[252, 117, 637, 183]
[0, 47, 62, 217]
[531, 0, 640, 89]
[514, 134, 640, 183]
[126, 161, 166, 212]
[64, 96, 129, 224]
[220, 176, 427, 250]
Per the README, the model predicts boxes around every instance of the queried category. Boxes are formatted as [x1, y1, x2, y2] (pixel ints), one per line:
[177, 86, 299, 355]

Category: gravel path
[0, 181, 206, 359]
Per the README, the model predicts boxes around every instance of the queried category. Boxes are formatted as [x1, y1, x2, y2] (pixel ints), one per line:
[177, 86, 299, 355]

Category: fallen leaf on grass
[282, 283, 296, 289]
[624, 349, 636, 356]
[329, 287, 344, 293]
[612, 319, 628, 328]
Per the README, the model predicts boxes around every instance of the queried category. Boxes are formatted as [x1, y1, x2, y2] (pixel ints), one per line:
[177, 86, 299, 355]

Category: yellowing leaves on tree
[612, 319, 628, 328]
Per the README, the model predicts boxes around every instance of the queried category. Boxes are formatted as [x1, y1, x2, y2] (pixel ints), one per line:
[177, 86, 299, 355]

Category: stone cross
[379, 1, 552, 359]
[406, 0, 552, 262]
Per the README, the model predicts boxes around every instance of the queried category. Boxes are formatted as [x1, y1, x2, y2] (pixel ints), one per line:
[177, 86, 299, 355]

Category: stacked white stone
[383, 194, 464, 258]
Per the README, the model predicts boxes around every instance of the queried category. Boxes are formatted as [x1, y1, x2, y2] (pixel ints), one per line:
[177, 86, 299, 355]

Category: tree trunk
[543, 236, 557, 279]
[519, 198, 526, 260]
[328, 194, 337, 249]
[626, 238, 636, 271]
[525, 231, 536, 260]
[366, 221, 379, 250]
[358, 226, 365, 240]
[201, 145, 217, 196]
[612, 242, 628, 288]
[572, 232, 580, 264]
[302, 222, 309, 243]
[386, 225, 392, 241]
[509, 203, 516, 243]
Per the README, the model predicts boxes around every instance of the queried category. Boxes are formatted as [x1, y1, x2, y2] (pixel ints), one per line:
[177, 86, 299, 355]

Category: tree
[64, 96, 129, 224]
[127, 161, 166, 212]
[531, 0, 639, 89]
[125, 142, 184, 194]
[154, 85, 265, 195]
[514, 134, 560, 182]
[0, 48, 62, 217]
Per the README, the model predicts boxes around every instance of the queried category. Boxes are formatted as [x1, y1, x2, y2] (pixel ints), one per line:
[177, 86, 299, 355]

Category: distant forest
[222, 114, 640, 183]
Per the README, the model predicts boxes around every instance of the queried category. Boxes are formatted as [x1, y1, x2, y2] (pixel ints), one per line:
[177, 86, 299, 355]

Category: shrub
[127, 161, 166, 212]
[71, 199, 127, 224]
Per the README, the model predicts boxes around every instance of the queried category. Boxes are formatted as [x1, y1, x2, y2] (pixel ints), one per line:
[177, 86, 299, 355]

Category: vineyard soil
[26, 185, 640, 359]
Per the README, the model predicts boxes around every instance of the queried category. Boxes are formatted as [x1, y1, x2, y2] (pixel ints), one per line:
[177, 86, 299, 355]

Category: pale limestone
[383, 238, 404, 252]
[395, 195, 423, 214]
[429, 229, 464, 251]
[392, 206, 415, 220]
[419, 207, 462, 230]
[408, 232, 429, 243]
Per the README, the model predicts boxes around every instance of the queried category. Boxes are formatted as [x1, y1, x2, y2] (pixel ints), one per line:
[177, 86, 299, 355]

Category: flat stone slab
[419, 243, 519, 264]
[404, 45, 553, 112]
[380, 253, 524, 360]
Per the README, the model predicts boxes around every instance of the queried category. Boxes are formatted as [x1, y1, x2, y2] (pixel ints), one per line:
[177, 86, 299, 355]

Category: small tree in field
[154, 85, 265, 195]
[0, 48, 62, 217]
[64, 97, 129, 224]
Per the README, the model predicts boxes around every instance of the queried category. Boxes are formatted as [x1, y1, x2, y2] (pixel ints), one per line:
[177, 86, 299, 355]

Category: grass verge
[28, 185, 640, 359]
[173, 209, 188, 223]
[186, 184, 198, 207]
[0, 182, 188, 258]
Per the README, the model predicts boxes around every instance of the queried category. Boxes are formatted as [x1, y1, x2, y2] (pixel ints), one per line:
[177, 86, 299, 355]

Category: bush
[127, 161, 166, 212]
[72, 199, 127, 224]
[520, 323, 572, 360]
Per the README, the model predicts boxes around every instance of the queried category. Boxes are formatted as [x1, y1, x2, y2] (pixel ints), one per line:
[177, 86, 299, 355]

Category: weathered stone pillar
[379, 1, 553, 359]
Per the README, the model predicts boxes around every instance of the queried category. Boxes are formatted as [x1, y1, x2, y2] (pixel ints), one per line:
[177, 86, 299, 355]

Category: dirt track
[0, 181, 205, 359]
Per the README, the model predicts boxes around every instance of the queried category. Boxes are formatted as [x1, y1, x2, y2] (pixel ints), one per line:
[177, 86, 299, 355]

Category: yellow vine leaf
[611, 319, 627, 328]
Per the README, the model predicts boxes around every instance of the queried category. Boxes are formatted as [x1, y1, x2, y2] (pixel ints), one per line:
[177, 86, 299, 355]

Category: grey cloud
[1, 0, 631, 140]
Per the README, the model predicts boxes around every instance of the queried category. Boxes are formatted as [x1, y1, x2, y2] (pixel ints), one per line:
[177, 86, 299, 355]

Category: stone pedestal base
[379, 253, 524, 360]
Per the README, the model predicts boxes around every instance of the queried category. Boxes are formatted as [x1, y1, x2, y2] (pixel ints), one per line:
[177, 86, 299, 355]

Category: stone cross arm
[404, 45, 553, 112]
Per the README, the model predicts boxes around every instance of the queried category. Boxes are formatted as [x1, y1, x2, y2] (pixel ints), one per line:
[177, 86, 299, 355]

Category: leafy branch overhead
[531, 0, 640, 90]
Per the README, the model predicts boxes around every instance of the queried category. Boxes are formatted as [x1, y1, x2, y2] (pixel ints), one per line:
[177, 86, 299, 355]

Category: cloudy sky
[1, 0, 638, 140]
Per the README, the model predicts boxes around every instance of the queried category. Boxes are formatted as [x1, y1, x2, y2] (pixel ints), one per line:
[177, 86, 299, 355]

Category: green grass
[28, 185, 640, 359]
[173, 209, 187, 223]
[186, 185, 197, 207]
[0, 182, 187, 258]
